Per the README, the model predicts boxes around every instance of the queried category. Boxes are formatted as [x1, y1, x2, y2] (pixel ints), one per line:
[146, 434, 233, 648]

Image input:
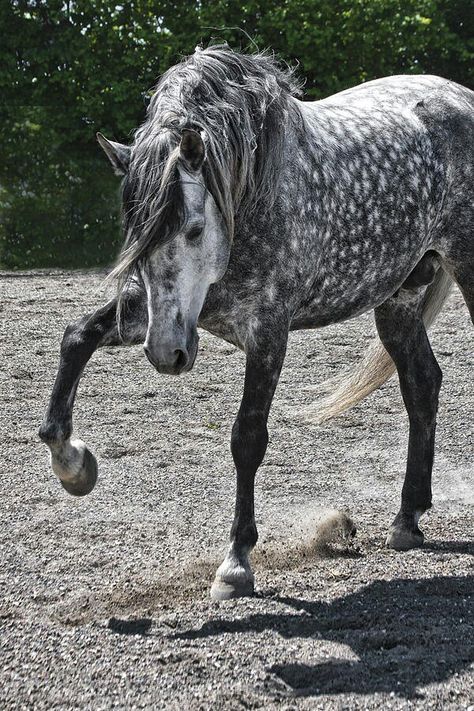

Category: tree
[0, 0, 472, 268]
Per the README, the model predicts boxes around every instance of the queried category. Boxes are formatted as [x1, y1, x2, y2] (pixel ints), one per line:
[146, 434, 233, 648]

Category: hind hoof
[386, 527, 424, 551]
[50, 439, 98, 496]
[210, 577, 254, 601]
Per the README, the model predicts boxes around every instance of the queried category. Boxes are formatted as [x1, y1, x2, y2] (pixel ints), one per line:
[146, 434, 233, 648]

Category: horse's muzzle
[144, 330, 199, 376]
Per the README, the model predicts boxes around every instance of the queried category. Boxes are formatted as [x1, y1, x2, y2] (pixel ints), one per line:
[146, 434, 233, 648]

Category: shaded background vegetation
[1, 0, 473, 269]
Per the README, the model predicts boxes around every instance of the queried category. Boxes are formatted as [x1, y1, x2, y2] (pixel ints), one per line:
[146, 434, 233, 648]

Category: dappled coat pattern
[40, 46, 474, 600]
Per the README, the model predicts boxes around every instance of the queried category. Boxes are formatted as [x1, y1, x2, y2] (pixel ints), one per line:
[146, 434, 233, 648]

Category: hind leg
[375, 293, 442, 551]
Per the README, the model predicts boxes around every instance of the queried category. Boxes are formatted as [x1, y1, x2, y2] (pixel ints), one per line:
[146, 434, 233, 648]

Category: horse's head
[98, 128, 230, 375]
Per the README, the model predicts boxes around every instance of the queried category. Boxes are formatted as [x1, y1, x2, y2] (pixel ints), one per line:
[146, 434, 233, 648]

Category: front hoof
[386, 526, 424, 551]
[210, 550, 255, 601]
[50, 439, 98, 496]
[60, 446, 98, 496]
[210, 576, 254, 601]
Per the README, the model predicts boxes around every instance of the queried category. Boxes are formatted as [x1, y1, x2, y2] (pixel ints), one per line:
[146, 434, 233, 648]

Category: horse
[39, 45, 474, 600]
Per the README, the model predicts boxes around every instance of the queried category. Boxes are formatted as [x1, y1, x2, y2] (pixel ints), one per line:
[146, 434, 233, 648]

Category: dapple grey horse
[40, 45, 474, 600]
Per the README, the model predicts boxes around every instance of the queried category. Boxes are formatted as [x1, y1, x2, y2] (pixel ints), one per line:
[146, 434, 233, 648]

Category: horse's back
[317, 74, 472, 112]
[312, 74, 474, 243]
[318, 74, 474, 169]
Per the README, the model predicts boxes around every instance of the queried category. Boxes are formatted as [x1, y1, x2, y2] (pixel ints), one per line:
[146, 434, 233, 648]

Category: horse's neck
[251, 110, 322, 238]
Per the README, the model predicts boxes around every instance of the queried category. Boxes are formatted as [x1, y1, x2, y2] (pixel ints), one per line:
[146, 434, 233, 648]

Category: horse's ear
[179, 129, 205, 171]
[96, 132, 131, 176]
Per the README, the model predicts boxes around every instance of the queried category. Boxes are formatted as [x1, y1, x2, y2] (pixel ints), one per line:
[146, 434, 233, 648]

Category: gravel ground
[1, 270, 473, 710]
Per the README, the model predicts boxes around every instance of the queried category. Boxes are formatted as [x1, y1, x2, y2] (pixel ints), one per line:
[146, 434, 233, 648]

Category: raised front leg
[375, 294, 442, 551]
[39, 283, 147, 495]
[211, 327, 288, 600]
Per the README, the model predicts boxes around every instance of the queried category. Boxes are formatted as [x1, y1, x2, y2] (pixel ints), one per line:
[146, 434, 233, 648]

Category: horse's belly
[291, 251, 425, 329]
[291, 286, 391, 329]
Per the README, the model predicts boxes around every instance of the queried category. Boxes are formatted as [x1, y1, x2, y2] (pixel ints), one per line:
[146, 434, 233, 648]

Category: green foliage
[1, 0, 472, 268]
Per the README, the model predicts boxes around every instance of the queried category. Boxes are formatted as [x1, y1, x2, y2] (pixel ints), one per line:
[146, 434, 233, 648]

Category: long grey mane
[111, 44, 303, 281]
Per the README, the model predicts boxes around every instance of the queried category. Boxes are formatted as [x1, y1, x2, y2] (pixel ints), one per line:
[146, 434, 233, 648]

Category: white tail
[305, 269, 453, 424]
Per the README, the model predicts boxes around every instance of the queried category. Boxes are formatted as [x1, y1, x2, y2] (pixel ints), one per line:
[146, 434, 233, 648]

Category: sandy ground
[0, 270, 473, 710]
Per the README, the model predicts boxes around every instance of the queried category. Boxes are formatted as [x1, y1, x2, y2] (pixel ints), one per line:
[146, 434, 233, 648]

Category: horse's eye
[186, 226, 203, 241]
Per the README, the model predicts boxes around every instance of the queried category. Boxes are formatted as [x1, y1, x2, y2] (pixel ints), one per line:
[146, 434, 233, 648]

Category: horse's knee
[62, 316, 104, 355]
[63, 319, 84, 345]
[57, 322, 88, 368]
[231, 413, 268, 472]
[62, 300, 122, 356]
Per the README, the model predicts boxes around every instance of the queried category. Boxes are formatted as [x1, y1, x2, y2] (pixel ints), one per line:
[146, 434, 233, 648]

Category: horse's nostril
[174, 349, 188, 369]
[144, 344, 188, 373]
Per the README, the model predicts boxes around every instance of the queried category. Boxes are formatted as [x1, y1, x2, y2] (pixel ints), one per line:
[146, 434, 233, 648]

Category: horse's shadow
[424, 539, 474, 555]
[175, 572, 474, 699]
